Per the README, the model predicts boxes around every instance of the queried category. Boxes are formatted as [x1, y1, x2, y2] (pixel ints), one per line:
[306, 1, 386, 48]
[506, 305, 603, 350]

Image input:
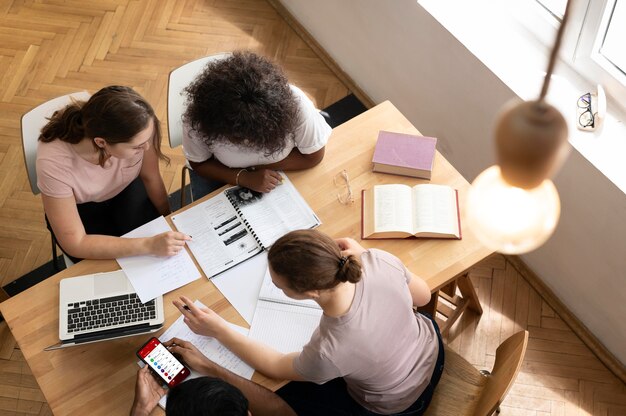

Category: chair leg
[51, 233, 60, 271]
[181, 166, 190, 208]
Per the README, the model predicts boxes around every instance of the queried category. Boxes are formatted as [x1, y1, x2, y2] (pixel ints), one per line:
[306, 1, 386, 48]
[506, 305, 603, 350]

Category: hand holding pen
[173, 295, 227, 338]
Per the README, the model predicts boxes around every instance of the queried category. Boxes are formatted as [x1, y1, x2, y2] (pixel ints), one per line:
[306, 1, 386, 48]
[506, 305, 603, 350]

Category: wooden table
[0, 101, 493, 415]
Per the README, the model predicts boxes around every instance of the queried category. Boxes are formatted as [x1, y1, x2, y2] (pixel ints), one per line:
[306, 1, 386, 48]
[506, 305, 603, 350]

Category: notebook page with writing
[248, 301, 322, 354]
[171, 192, 262, 278]
[155, 300, 254, 409]
[225, 172, 320, 248]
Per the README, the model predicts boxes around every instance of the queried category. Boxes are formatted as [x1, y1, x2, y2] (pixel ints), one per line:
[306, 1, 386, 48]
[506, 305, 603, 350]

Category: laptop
[45, 270, 165, 350]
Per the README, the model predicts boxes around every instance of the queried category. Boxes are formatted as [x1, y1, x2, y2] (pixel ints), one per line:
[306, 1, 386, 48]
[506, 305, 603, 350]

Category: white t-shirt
[182, 85, 331, 167]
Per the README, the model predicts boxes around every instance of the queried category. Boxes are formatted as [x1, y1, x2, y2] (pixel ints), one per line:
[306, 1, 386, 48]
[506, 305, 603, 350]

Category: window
[556, 0, 626, 112]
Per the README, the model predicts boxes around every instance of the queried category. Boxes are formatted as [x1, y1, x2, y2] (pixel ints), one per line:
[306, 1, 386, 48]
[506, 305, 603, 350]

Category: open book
[362, 184, 461, 239]
[171, 173, 320, 278]
[248, 270, 322, 354]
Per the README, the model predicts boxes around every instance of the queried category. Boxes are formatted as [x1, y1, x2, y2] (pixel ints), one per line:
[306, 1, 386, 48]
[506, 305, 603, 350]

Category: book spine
[225, 188, 266, 250]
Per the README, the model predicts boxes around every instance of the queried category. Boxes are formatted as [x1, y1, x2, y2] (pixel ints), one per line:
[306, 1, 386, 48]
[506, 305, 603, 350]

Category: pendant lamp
[467, 1, 572, 254]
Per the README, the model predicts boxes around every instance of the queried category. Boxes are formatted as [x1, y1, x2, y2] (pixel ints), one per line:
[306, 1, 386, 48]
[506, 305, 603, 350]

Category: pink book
[372, 131, 437, 179]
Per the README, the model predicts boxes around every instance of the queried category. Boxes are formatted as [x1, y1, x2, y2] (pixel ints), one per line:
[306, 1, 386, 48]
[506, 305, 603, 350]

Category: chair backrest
[166, 53, 230, 149]
[424, 330, 528, 416]
[474, 330, 528, 415]
[20, 91, 91, 195]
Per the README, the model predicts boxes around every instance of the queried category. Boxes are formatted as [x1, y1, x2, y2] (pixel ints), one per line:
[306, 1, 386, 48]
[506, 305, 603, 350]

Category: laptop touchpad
[94, 271, 129, 295]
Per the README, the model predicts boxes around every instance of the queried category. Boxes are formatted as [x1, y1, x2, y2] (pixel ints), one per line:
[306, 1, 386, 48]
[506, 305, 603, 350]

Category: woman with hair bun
[37, 86, 190, 262]
[174, 229, 444, 415]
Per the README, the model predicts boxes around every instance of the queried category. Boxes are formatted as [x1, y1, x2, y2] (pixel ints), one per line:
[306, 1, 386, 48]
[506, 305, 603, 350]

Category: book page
[412, 184, 459, 236]
[156, 300, 254, 409]
[171, 193, 262, 278]
[225, 173, 320, 248]
[248, 301, 323, 354]
[373, 184, 414, 233]
[258, 269, 321, 310]
[117, 216, 201, 303]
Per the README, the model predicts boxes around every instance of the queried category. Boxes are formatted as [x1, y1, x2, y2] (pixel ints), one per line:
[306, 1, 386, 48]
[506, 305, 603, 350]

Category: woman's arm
[173, 296, 305, 381]
[259, 147, 325, 170]
[139, 145, 170, 216]
[43, 194, 189, 259]
[407, 272, 432, 307]
[190, 158, 283, 193]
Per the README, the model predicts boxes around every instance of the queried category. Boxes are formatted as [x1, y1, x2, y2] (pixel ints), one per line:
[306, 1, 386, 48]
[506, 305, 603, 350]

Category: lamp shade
[467, 166, 560, 254]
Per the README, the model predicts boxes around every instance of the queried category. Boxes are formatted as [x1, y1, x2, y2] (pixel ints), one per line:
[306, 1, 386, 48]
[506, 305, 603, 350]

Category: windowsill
[419, 0, 626, 195]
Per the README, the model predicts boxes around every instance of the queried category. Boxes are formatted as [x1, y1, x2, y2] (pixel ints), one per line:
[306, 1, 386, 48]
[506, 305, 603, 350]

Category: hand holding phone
[137, 337, 190, 387]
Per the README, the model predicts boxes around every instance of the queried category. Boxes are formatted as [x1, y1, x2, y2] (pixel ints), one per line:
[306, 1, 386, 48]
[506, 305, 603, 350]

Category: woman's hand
[335, 237, 366, 258]
[148, 231, 191, 257]
[173, 296, 228, 338]
[239, 169, 283, 193]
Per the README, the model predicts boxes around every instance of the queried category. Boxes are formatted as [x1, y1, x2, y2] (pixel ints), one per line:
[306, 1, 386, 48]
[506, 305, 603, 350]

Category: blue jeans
[189, 169, 224, 200]
[276, 313, 445, 416]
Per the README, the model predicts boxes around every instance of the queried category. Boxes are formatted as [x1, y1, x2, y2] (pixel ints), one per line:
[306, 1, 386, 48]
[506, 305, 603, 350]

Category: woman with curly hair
[174, 229, 444, 416]
[182, 51, 332, 196]
[37, 86, 190, 262]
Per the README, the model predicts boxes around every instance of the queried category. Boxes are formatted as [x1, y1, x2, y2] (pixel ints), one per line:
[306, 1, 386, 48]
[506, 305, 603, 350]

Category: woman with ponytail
[37, 86, 190, 262]
[174, 229, 444, 416]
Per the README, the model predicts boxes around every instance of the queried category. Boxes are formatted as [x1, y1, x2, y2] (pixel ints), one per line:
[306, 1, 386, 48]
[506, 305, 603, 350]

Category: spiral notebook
[171, 172, 320, 278]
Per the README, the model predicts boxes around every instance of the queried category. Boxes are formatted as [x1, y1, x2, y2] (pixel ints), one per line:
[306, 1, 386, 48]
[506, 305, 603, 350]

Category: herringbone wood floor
[0, 0, 624, 415]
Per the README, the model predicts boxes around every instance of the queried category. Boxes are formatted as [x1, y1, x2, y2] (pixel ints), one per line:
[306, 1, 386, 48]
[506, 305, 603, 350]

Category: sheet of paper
[258, 269, 320, 309]
[117, 216, 201, 303]
[211, 252, 268, 325]
[157, 300, 254, 409]
[248, 301, 322, 354]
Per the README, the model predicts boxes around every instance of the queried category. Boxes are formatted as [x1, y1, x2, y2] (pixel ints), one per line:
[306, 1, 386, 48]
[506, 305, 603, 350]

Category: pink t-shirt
[294, 249, 439, 414]
[36, 140, 143, 204]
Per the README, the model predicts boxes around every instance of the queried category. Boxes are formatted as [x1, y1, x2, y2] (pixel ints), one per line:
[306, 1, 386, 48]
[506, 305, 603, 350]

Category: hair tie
[338, 256, 348, 268]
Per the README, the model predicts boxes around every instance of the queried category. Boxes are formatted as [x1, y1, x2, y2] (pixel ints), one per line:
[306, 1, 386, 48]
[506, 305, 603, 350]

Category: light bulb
[467, 166, 560, 254]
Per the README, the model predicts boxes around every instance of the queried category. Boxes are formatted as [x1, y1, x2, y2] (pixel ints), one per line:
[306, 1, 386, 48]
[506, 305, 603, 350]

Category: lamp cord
[539, 0, 573, 101]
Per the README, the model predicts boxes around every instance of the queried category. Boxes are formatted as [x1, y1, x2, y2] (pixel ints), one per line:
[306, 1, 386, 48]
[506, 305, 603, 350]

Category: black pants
[46, 177, 160, 264]
[276, 313, 445, 416]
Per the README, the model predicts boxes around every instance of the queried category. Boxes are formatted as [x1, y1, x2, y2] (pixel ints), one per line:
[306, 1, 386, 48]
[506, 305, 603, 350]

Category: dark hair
[268, 230, 362, 292]
[183, 51, 299, 156]
[39, 86, 169, 166]
[166, 377, 248, 416]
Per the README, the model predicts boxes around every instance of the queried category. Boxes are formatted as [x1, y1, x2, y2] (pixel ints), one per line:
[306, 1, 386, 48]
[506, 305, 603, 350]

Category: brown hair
[39, 86, 169, 166]
[268, 230, 362, 293]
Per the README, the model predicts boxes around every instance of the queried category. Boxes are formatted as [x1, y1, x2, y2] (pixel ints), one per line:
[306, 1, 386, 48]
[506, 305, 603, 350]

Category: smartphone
[137, 337, 190, 387]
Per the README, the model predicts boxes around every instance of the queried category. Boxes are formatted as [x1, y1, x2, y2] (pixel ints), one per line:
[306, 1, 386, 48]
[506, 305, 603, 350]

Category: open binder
[172, 173, 320, 278]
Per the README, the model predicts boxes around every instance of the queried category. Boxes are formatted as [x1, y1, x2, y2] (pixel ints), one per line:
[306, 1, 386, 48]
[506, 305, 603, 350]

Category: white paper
[211, 252, 268, 325]
[248, 300, 322, 354]
[117, 216, 201, 303]
[258, 269, 320, 310]
[157, 300, 254, 408]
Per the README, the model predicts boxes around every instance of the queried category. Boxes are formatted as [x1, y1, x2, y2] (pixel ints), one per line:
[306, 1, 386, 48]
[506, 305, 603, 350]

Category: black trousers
[276, 313, 445, 416]
[46, 177, 160, 264]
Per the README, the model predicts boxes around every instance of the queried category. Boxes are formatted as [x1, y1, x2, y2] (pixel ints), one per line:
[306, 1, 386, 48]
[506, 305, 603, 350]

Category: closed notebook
[372, 131, 437, 179]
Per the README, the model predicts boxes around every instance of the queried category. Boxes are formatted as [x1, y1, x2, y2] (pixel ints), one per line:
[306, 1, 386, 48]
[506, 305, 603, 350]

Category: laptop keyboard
[67, 293, 156, 333]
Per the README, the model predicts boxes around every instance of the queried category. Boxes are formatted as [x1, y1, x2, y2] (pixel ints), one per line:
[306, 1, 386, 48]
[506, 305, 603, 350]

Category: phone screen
[137, 337, 190, 387]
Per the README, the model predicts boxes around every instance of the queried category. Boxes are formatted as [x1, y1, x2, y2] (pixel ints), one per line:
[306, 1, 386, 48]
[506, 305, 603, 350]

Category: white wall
[279, 0, 626, 364]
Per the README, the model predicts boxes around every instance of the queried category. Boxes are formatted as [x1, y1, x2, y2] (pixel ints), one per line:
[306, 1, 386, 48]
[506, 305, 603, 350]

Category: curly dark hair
[182, 51, 300, 156]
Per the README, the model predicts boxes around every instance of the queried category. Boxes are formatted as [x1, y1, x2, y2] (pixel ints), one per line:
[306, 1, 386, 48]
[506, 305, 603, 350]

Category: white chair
[167, 52, 230, 207]
[21, 91, 90, 270]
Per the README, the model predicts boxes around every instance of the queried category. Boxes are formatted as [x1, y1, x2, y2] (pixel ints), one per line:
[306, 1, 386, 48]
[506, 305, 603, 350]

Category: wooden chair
[424, 330, 529, 416]
[167, 52, 230, 207]
[20, 91, 90, 270]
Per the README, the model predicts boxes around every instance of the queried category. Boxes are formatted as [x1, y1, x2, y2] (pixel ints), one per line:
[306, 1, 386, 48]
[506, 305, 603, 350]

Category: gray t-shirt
[294, 249, 439, 414]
